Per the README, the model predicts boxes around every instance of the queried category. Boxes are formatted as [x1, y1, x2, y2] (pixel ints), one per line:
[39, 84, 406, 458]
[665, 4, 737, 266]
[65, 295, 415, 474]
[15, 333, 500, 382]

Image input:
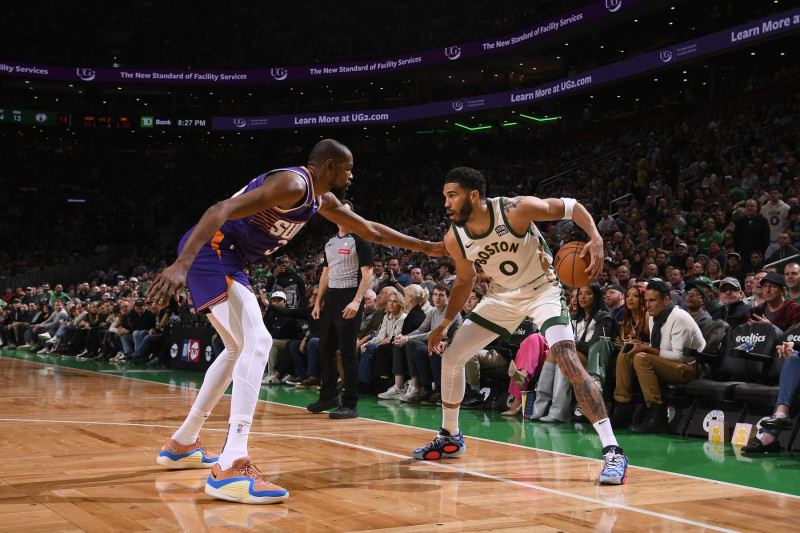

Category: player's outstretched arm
[428, 230, 476, 354]
[147, 172, 307, 302]
[318, 192, 446, 256]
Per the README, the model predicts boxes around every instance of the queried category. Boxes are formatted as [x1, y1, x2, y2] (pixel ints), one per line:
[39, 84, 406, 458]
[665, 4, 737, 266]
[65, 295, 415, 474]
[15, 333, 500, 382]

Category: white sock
[218, 422, 250, 470]
[593, 418, 619, 449]
[442, 406, 460, 435]
[171, 407, 209, 445]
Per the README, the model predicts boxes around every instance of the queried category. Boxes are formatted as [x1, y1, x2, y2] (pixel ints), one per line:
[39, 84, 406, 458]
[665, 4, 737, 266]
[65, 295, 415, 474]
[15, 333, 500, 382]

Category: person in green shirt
[252, 263, 269, 284]
[696, 217, 724, 252]
[46, 284, 71, 307]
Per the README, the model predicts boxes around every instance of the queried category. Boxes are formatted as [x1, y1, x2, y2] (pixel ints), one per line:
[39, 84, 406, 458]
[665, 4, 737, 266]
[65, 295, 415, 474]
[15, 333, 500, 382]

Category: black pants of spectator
[372, 343, 396, 378]
[99, 330, 120, 358]
[392, 338, 426, 378]
[415, 349, 442, 391]
[68, 328, 90, 354]
[86, 327, 108, 356]
[318, 288, 363, 409]
[11, 324, 27, 346]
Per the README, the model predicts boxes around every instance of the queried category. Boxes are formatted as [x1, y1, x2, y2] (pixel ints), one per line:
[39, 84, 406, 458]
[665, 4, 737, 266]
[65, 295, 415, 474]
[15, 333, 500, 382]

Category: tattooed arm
[549, 339, 610, 423]
[502, 196, 603, 281]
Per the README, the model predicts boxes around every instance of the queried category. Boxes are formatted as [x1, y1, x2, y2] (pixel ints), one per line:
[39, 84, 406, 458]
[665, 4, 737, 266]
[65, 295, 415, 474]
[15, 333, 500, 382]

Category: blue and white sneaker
[598, 445, 628, 485]
[412, 427, 465, 460]
[156, 438, 219, 469]
[204, 456, 289, 504]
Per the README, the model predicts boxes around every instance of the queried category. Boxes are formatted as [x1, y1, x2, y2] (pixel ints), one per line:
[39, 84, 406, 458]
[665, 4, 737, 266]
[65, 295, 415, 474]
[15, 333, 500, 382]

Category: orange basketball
[553, 241, 592, 288]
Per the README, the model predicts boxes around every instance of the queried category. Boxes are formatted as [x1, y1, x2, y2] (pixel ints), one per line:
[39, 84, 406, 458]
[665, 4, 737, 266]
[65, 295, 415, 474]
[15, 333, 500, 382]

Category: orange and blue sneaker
[412, 427, 465, 460]
[204, 456, 289, 504]
[156, 438, 219, 469]
[598, 445, 628, 485]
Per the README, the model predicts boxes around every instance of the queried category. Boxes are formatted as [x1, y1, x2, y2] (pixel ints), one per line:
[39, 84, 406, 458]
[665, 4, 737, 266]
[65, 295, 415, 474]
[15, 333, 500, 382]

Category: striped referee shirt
[323, 232, 374, 288]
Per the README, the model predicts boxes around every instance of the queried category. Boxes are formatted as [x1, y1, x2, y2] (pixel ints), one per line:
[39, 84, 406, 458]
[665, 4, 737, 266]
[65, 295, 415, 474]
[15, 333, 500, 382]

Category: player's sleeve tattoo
[550, 340, 609, 423]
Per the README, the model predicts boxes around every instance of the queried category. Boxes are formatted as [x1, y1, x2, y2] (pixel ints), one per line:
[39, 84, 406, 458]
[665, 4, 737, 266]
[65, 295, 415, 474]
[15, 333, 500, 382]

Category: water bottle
[735, 340, 754, 352]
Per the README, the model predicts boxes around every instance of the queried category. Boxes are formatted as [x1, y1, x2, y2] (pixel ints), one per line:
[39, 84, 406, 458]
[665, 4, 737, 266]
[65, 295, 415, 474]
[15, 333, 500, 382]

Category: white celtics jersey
[452, 197, 556, 291]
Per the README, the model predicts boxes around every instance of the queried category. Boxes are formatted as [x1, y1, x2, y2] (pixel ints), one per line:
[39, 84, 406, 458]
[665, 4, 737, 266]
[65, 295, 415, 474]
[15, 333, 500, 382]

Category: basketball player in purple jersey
[147, 139, 444, 504]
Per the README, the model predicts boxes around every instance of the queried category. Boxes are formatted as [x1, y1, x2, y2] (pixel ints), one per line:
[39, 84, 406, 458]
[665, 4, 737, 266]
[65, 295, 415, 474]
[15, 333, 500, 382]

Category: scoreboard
[81, 115, 132, 129]
[0, 107, 209, 131]
[0, 108, 70, 127]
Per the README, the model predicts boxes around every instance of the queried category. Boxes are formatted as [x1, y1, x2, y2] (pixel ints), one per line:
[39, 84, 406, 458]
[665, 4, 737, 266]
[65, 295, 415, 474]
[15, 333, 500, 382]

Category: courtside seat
[734, 324, 800, 450]
[683, 322, 778, 437]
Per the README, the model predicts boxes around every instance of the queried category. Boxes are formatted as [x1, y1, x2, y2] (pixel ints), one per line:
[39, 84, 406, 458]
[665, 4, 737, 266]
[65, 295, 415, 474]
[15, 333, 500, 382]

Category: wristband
[561, 198, 577, 220]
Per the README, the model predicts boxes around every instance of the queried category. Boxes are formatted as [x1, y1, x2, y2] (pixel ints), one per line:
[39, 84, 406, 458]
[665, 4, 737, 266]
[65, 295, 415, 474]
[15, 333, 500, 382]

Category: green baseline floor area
[2, 348, 799, 497]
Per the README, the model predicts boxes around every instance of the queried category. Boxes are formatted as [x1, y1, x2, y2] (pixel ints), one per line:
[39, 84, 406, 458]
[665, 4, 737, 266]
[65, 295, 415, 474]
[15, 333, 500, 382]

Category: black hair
[445, 167, 486, 199]
[308, 139, 351, 166]
[572, 283, 610, 323]
[645, 280, 671, 297]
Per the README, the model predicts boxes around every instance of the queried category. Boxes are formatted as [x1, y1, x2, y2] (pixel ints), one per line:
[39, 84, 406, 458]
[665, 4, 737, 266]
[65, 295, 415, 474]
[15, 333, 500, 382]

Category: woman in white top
[358, 288, 406, 388]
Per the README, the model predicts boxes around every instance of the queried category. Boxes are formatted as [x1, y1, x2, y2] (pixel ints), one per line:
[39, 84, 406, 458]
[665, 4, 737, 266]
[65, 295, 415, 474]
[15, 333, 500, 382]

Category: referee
[307, 200, 374, 419]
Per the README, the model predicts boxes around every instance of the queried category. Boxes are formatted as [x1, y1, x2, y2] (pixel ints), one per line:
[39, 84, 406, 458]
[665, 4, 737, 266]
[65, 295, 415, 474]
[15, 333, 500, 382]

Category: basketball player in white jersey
[412, 167, 628, 485]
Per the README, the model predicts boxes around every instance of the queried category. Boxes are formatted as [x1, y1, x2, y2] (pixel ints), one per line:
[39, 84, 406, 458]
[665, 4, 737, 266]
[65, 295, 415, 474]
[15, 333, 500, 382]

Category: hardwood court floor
[1, 355, 798, 532]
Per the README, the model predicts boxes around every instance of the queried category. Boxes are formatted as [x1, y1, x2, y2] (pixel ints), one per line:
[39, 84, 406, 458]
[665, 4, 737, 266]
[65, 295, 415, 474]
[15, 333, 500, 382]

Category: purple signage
[212, 7, 800, 130]
[0, 0, 646, 84]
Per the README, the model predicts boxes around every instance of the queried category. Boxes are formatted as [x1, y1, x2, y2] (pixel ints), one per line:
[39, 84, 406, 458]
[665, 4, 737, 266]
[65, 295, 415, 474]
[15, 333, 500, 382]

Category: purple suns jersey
[179, 166, 319, 313]
[211, 166, 319, 263]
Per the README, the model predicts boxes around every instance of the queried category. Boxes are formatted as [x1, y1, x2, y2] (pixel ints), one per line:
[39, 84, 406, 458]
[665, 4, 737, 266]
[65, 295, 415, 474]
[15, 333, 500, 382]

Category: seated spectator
[684, 279, 713, 328]
[391, 283, 461, 403]
[666, 267, 686, 304]
[784, 262, 800, 304]
[127, 301, 170, 363]
[503, 333, 547, 415]
[375, 284, 430, 400]
[358, 288, 406, 391]
[377, 256, 413, 293]
[266, 255, 307, 309]
[722, 252, 742, 281]
[615, 286, 650, 347]
[261, 291, 304, 384]
[109, 299, 134, 360]
[531, 284, 615, 423]
[604, 284, 626, 323]
[279, 285, 320, 388]
[711, 277, 751, 330]
[0, 299, 23, 348]
[34, 299, 68, 353]
[610, 280, 705, 433]
[367, 259, 385, 294]
[48, 302, 81, 355]
[67, 301, 107, 357]
[20, 303, 47, 350]
[357, 286, 390, 347]
[357, 289, 378, 338]
[751, 272, 800, 334]
[9, 303, 35, 349]
[126, 299, 157, 357]
[81, 300, 115, 360]
[766, 233, 800, 273]
[743, 270, 767, 307]
[705, 259, 723, 282]
[743, 340, 800, 454]
[689, 275, 722, 316]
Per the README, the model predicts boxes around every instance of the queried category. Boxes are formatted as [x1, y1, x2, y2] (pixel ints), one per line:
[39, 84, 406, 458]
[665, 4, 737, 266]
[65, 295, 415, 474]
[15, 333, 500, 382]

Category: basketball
[553, 241, 593, 288]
